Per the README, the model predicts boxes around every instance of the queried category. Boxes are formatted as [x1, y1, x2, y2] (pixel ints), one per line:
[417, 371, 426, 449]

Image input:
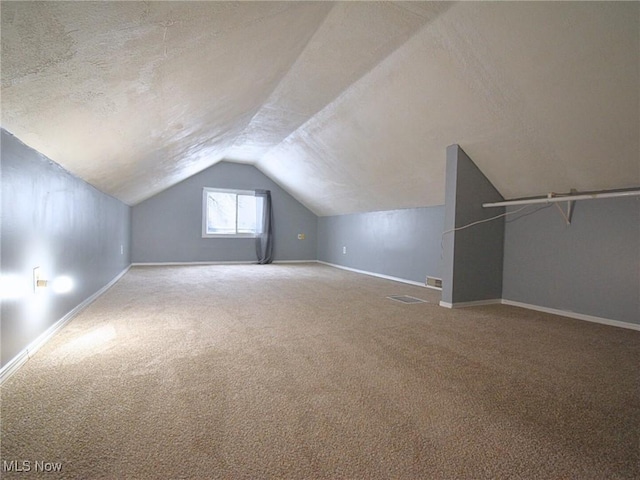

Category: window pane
[254, 195, 265, 235]
[207, 191, 236, 234]
[237, 195, 257, 234]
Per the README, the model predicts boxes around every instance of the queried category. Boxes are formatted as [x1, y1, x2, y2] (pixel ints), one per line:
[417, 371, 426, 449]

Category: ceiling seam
[222, 2, 336, 158]
[255, 4, 453, 168]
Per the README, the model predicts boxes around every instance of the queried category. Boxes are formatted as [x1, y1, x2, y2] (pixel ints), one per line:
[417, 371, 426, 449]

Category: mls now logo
[3, 460, 63, 473]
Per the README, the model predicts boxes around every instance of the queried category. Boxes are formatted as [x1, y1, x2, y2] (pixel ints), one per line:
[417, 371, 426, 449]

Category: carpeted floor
[1, 263, 639, 479]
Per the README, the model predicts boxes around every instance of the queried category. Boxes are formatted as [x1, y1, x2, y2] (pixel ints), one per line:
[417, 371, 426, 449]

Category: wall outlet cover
[33, 267, 41, 293]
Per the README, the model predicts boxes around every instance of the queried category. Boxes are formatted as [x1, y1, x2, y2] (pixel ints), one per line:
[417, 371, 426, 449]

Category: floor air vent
[387, 295, 428, 304]
[426, 277, 442, 290]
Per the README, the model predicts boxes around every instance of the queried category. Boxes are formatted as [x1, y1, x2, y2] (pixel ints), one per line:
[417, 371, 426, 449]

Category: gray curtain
[255, 189, 274, 264]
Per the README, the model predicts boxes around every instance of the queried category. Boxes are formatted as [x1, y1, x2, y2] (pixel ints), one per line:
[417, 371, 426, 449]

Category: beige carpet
[1, 263, 638, 479]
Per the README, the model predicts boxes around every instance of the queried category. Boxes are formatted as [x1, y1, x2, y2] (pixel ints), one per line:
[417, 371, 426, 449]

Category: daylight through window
[202, 188, 262, 237]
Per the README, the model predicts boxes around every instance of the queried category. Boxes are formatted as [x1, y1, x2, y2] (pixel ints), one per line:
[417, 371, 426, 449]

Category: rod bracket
[551, 189, 577, 225]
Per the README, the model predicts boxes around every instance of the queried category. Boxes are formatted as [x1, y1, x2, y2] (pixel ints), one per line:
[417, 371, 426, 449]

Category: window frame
[202, 187, 258, 238]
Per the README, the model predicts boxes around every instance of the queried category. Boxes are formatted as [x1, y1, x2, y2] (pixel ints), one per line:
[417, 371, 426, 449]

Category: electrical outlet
[297, 233, 305, 240]
[33, 267, 42, 293]
[120, 244, 124, 255]
[342, 246, 347, 254]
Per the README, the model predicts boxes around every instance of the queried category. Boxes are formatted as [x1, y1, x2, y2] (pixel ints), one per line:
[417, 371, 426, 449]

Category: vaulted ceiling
[2, 1, 638, 216]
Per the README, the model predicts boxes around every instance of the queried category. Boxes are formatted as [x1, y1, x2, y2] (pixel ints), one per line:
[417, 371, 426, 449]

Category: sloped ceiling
[2, 1, 638, 216]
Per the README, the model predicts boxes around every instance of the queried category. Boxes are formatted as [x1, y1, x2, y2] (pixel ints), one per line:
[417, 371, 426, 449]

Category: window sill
[202, 234, 257, 239]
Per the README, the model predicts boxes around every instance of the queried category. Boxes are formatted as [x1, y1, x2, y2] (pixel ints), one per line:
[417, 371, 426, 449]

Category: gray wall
[1, 129, 131, 367]
[132, 161, 317, 263]
[442, 145, 505, 305]
[317, 206, 445, 284]
[503, 197, 640, 325]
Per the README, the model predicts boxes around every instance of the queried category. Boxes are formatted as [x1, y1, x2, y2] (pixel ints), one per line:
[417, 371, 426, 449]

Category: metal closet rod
[483, 189, 640, 208]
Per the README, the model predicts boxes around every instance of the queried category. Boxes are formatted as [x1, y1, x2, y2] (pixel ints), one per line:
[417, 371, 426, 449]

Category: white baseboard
[501, 299, 640, 331]
[439, 297, 640, 331]
[317, 261, 426, 288]
[439, 299, 502, 308]
[132, 260, 317, 267]
[0, 265, 131, 384]
[273, 260, 317, 264]
[132, 261, 255, 266]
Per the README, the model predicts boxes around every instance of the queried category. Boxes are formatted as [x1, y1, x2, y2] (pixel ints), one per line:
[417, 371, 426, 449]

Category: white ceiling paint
[2, 1, 638, 215]
[225, 2, 450, 163]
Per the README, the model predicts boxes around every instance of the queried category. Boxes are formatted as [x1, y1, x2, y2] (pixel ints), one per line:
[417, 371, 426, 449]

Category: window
[202, 188, 262, 237]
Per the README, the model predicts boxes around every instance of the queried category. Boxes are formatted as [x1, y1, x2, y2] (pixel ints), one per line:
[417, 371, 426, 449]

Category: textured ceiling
[2, 1, 638, 215]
